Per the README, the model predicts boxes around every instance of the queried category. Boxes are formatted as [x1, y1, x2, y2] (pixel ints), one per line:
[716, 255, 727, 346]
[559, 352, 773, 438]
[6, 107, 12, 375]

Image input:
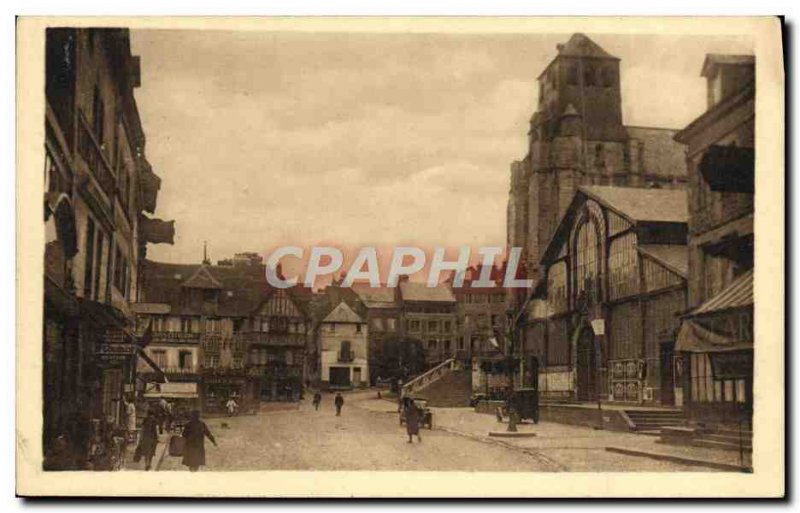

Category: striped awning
[690, 268, 753, 317]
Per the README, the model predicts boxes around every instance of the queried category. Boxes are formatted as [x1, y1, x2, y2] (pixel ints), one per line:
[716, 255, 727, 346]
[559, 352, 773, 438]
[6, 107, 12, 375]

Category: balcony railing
[234, 331, 306, 347]
[77, 111, 116, 198]
[151, 331, 201, 343]
[338, 350, 355, 363]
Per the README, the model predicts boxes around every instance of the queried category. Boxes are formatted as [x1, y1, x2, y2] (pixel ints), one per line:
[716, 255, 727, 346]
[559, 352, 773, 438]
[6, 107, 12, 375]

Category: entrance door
[576, 329, 596, 401]
[329, 367, 351, 388]
[660, 342, 676, 406]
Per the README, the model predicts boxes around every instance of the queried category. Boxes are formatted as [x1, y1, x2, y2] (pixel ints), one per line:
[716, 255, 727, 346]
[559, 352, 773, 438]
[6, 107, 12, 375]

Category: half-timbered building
[523, 185, 689, 405]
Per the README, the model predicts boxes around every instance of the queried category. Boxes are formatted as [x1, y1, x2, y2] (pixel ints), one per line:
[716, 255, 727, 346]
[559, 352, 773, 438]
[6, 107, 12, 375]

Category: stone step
[692, 439, 752, 452]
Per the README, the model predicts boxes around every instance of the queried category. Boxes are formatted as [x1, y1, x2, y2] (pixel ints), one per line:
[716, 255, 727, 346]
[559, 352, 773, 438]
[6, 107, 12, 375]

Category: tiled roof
[579, 185, 689, 224]
[638, 245, 689, 278]
[139, 260, 311, 317]
[322, 301, 364, 324]
[557, 33, 616, 59]
[625, 126, 688, 178]
[691, 268, 753, 316]
[399, 281, 456, 303]
[351, 283, 398, 308]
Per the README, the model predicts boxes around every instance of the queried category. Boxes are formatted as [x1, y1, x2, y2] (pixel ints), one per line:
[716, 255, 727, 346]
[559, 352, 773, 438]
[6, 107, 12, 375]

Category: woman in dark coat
[137, 409, 159, 470]
[181, 410, 217, 471]
[405, 400, 422, 443]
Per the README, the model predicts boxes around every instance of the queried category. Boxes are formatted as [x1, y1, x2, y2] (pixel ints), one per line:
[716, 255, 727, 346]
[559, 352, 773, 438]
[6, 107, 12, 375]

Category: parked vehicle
[399, 397, 433, 430]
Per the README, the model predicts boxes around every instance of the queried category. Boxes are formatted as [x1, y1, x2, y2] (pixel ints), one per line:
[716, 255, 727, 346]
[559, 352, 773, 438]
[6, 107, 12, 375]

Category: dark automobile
[501, 388, 539, 424]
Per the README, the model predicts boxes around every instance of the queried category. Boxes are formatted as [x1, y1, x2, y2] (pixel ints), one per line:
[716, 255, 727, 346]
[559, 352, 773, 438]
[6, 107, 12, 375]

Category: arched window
[574, 219, 601, 303]
[583, 64, 596, 87]
[601, 66, 615, 87]
[566, 64, 579, 85]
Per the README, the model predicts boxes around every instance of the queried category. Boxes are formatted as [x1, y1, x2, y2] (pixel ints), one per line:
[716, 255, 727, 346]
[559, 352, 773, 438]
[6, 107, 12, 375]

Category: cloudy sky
[131, 30, 752, 269]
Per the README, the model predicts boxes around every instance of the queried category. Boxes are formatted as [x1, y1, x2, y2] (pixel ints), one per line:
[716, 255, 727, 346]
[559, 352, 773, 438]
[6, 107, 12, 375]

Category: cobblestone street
[156, 391, 721, 472]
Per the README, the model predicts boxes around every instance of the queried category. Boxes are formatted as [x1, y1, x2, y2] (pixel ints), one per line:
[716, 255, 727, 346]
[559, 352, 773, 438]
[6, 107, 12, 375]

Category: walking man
[181, 410, 217, 472]
[226, 397, 239, 417]
[334, 392, 344, 416]
[312, 391, 322, 411]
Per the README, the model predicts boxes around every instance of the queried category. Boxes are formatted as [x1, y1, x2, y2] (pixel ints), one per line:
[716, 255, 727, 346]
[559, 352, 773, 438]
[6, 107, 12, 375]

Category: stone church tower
[507, 33, 687, 296]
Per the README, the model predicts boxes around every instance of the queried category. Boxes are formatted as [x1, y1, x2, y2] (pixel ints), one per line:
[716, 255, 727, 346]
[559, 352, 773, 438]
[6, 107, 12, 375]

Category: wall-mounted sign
[590, 319, 605, 336]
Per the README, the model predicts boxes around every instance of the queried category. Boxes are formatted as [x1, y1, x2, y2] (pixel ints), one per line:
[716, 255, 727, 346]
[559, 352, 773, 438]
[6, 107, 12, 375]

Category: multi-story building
[399, 279, 458, 365]
[450, 264, 508, 359]
[317, 299, 370, 389]
[134, 257, 313, 412]
[43, 28, 173, 465]
[506, 33, 687, 313]
[351, 283, 403, 384]
[527, 186, 689, 404]
[674, 54, 755, 425]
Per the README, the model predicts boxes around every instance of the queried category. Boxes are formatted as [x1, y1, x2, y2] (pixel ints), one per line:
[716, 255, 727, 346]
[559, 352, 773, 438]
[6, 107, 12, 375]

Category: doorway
[576, 328, 596, 401]
[329, 367, 351, 388]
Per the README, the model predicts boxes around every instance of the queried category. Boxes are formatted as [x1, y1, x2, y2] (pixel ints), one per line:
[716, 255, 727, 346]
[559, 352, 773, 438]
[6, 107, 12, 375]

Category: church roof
[557, 33, 617, 60]
[579, 185, 689, 224]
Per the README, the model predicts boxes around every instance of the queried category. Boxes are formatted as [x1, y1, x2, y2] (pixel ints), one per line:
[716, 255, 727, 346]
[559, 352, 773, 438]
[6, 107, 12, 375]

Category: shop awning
[136, 347, 167, 383]
[689, 268, 753, 317]
[698, 145, 754, 193]
[676, 319, 752, 353]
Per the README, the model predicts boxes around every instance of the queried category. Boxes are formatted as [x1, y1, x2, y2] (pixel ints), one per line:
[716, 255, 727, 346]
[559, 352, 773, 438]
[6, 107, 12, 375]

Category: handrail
[402, 357, 456, 396]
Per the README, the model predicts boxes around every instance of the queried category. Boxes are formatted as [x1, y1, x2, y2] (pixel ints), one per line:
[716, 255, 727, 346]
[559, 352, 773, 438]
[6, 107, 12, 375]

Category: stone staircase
[402, 358, 472, 407]
[692, 426, 753, 452]
[624, 408, 686, 434]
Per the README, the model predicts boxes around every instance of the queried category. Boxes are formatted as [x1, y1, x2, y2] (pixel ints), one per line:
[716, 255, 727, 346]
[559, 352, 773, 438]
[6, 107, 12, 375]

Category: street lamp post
[505, 308, 519, 433]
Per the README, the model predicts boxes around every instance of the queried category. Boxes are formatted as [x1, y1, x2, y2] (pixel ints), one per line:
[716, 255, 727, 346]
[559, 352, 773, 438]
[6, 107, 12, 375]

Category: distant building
[527, 186, 689, 404]
[351, 283, 404, 384]
[399, 279, 458, 365]
[317, 300, 370, 389]
[135, 257, 313, 412]
[507, 33, 688, 312]
[674, 54, 755, 425]
[43, 28, 173, 462]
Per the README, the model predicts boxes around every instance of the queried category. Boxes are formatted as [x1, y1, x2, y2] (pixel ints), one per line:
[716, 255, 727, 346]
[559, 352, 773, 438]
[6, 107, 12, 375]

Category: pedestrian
[334, 392, 344, 416]
[165, 401, 174, 432]
[226, 397, 239, 417]
[312, 391, 322, 411]
[136, 408, 159, 471]
[405, 399, 422, 443]
[124, 395, 137, 443]
[158, 397, 169, 434]
[181, 410, 217, 472]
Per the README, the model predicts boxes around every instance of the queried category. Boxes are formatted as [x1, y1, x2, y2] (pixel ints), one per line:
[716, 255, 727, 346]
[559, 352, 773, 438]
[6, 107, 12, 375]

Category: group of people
[135, 407, 217, 472]
[311, 391, 346, 416]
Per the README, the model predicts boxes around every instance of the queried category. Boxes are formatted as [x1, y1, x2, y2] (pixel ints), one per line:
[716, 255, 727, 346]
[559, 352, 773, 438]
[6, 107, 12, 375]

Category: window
[178, 351, 192, 370]
[428, 320, 438, 333]
[151, 349, 167, 368]
[329, 322, 336, 333]
[458, 337, 464, 350]
[609, 233, 639, 299]
[204, 355, 219, 369]
[83, 217, 96, 297]
[181, 317, 191, 333]
[444, 321, 452, 332]
[574, 219, 601, 303]
[356, 323, 362, 333]
[566, 64, 579, 85]
[410, 320, 420, 332]
[93, 230, 104, 301]
[583, 63, 596, 86]
[594, 143, 606, 168]
[444, 340, 452, 353]
[386, 318, 396, 332]
[428, 340, 437, 350]
[371, 318, 382, 331]
[601, 66, 615, 87]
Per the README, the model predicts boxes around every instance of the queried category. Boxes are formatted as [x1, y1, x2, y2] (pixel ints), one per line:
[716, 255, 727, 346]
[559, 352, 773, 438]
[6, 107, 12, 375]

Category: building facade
[526, 186, 689, 405]
[674, 55, 755, 425]
[399, 280, 458, 366]
[135, 257, 312, 413]
[43, 28, 173, 467]
[506, 33, 688, 313]
[318, 301, 370, 389]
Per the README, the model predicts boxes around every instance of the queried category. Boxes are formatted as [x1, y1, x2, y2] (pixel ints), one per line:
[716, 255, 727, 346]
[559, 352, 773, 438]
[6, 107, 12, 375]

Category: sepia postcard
[16, 16, 784, 497]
